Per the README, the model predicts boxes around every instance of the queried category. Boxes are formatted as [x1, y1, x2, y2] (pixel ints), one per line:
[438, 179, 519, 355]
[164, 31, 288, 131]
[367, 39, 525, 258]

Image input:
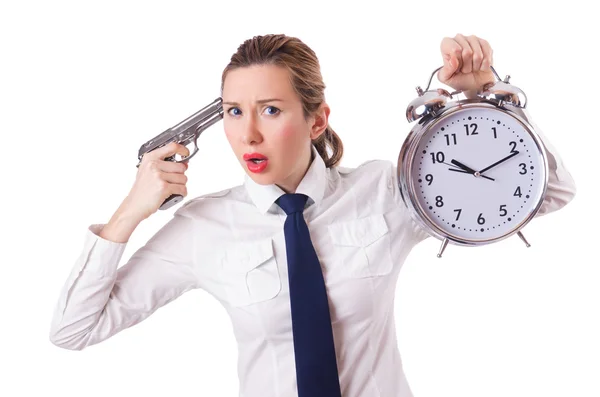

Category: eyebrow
[222, 98, 284, 106]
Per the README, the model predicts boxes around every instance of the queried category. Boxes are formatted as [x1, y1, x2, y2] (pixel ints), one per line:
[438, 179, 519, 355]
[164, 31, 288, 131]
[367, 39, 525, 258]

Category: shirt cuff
[78, 224, 128, 277]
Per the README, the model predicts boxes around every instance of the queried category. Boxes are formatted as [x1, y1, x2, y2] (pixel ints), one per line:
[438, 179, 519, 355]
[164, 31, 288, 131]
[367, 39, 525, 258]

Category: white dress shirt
[49, 121, 576, 397]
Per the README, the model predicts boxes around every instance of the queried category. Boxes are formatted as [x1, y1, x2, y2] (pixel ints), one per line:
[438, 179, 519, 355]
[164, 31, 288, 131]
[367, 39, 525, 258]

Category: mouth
[245, 157, 269, 173]
[243, 152, 268, 163]
[246, 158, 267, 164]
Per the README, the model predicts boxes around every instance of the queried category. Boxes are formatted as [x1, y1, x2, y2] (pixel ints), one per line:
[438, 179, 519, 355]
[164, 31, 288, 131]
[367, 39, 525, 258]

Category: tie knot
[276, 193, 308, 215]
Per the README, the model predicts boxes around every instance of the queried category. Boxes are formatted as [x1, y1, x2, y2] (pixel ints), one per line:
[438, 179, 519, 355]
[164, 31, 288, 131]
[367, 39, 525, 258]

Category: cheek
[223, 120, 232, 139]
[279, 124, 296, 139]
[223, 123, 237, 146]
[279, 118, 308, 143]
[222, 127, 241, 158]
[275, 124, 305, 155]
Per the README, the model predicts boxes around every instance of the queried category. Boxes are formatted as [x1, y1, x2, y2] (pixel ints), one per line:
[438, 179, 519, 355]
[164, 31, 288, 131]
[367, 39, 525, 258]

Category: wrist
[112, 208, 144, 226]
[100, 211, 142, 243]
[116, 195, 148, 223]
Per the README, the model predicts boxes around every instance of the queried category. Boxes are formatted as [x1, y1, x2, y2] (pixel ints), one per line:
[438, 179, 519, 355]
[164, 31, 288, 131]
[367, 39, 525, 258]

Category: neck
[277, 145, 314, 194]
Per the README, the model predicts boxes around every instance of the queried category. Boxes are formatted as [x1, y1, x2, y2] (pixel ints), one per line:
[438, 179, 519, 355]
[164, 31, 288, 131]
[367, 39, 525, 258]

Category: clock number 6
[477, 213, 485, 225]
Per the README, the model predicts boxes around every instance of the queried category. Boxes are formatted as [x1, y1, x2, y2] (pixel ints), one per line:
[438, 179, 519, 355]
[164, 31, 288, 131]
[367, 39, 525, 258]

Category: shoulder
[174, 185, 244, 218]
[333, 158, 398, 207]
[336, 158, 396, 184]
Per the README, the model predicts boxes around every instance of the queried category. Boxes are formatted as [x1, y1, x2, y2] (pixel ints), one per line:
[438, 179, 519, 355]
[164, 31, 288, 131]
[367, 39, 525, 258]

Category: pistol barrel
[137, 97, 224, 161]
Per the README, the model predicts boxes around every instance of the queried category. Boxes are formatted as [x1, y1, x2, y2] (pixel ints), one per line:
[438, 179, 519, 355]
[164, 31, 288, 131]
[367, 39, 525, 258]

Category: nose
[241, 115, 262, 145]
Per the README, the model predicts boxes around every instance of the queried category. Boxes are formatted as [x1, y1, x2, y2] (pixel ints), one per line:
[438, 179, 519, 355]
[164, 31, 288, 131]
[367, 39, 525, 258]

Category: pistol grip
[159, 155, 186, 210]
[159, 194, 183, 210]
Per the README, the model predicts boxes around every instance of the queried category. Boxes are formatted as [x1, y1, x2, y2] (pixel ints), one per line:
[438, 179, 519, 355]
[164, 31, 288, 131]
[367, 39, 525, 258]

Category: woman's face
[222, 64, 328, 193]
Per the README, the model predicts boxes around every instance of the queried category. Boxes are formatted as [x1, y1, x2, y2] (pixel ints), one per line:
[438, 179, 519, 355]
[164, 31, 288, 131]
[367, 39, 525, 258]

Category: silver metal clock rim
[397, 100, 550, 246]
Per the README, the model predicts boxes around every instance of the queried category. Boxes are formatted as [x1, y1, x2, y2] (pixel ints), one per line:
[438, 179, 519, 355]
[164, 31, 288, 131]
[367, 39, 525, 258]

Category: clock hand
[448, 167, 495, 181]
[478, 151, 520, 174]
[448, 159, 495, 181]
[451, 159, 478, 174]
[440, 161, 465, 170]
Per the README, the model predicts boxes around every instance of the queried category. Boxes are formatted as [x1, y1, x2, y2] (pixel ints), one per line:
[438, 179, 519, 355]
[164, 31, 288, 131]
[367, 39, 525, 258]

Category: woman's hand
[437, 34, 495, 96]
[120, 142, 190, 222]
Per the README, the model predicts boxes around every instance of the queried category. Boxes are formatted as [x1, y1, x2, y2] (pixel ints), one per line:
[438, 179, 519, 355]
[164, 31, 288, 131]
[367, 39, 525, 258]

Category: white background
[1, 1, 597, 396]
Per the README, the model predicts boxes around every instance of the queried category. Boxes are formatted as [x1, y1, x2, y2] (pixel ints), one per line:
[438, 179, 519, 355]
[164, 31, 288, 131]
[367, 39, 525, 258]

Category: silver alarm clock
[397, 65, 549, 257]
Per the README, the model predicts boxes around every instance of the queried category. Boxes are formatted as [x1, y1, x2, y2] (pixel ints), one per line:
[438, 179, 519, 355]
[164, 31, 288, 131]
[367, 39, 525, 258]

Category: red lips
[243, 153, 268, 161]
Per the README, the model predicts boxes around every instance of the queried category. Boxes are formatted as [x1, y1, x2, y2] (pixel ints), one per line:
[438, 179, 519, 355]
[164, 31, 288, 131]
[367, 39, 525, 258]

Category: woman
[49, 33, 576, 397]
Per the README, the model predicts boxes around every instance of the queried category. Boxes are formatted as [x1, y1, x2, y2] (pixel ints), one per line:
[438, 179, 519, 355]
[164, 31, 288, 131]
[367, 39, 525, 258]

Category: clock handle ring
[424, 65, 502, 92]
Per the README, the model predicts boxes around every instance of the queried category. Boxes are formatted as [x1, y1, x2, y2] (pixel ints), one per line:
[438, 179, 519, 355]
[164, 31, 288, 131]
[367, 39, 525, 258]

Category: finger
[165, 183, 187, 199]
[145, 159, 187, 175]
[466, 35, 484, 72]
[479, 38, 493, 71]
[149, 141, 191, 162]
[439, 37, 462, 81]
[155, 159, 188, 174]
[454, 34, 473, 73]
[161, 171, 188, 186]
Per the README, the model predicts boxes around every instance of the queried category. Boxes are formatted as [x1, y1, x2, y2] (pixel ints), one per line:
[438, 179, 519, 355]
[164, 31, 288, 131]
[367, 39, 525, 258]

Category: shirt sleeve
[522, 108, 577, 217]
[48, 206, 200, 350]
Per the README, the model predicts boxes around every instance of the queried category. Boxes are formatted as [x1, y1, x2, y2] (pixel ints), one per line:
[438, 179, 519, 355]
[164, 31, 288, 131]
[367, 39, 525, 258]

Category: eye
[265, 106, 280, 116]
[227, 107, 241, 116]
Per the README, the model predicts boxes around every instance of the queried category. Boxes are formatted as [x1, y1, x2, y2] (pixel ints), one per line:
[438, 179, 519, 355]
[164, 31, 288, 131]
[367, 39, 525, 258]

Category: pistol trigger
[187, 136, 200, 161]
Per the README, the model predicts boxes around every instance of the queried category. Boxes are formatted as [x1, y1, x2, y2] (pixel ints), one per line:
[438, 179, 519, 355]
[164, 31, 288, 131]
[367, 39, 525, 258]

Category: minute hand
[478, 151, 520, 174]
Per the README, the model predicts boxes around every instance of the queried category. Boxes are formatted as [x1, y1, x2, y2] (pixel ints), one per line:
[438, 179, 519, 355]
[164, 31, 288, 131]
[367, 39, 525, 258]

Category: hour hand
[451, 159, 477, 174]
[448, 159, 495, 181]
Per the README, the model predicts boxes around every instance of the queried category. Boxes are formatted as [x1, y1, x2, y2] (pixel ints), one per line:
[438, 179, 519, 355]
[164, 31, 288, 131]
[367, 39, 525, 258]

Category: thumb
[438, 56, 458, 82]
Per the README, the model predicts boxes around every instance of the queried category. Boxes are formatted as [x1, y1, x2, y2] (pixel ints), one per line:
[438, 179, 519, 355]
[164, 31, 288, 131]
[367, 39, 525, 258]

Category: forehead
[222, 64, 294, 101]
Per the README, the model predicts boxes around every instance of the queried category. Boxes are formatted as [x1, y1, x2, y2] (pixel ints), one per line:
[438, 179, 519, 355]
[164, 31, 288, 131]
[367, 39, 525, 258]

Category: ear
[309, 103, 330, 140]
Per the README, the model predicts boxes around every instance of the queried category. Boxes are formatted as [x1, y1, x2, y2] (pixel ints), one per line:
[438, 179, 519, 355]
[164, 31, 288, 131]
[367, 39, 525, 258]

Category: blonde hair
[220, 34, 343, 168]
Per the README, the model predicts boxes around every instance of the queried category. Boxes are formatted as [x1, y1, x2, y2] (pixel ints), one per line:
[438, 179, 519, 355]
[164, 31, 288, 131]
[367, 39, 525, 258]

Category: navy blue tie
[275, 193, 342, 397]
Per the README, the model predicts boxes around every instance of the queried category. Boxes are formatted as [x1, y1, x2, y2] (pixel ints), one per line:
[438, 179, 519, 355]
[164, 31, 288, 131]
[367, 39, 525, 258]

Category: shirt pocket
[327, 213, 393, 278]
[220, 237, 282, 307]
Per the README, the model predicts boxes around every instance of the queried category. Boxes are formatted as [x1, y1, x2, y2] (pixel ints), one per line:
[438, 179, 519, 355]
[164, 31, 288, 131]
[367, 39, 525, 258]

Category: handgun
[136, 97, 224, 210]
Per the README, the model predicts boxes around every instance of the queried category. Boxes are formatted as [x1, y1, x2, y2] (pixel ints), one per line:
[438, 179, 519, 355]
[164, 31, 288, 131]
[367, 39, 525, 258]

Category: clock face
[410, 106, 546, 242]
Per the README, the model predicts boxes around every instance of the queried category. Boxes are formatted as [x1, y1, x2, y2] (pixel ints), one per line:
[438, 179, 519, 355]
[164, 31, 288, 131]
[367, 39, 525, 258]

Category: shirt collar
[243, 144, 327, 215]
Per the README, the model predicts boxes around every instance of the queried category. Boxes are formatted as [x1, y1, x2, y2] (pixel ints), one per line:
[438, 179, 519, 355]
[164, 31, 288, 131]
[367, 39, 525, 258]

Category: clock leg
[437, 238, 449, 258]
[517, 231, 531, 248]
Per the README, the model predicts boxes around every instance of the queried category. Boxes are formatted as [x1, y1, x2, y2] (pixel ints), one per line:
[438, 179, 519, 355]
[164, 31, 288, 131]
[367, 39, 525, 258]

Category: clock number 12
[464, 123, 478, 136]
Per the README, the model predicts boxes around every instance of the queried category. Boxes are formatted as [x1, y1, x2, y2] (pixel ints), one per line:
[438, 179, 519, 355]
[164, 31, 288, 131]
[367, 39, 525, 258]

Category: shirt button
[388, 178, 393, 189]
